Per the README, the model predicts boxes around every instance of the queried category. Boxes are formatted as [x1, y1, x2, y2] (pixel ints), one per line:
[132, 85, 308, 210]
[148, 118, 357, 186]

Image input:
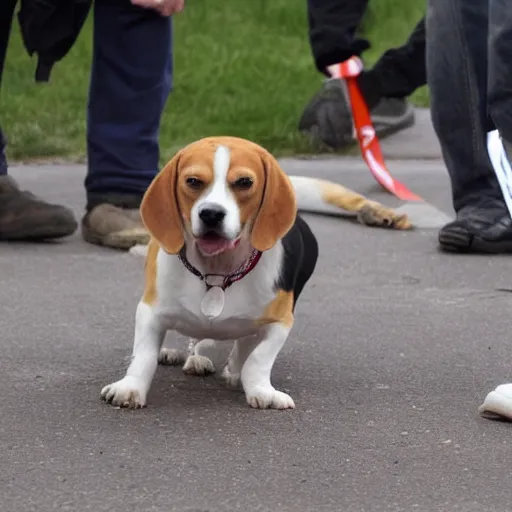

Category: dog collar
[178, 247, 262, 291]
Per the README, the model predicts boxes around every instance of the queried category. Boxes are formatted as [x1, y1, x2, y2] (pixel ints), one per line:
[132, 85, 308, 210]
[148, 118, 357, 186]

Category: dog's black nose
[199, 207, 226, 228]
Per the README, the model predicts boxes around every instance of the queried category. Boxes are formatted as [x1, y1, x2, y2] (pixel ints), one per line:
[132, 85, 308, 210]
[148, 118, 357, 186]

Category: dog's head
[140, 136, 297, 256]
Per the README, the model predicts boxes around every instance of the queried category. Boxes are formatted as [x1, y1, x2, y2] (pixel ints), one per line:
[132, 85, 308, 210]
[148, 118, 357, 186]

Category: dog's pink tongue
[196, 236, 235, 255]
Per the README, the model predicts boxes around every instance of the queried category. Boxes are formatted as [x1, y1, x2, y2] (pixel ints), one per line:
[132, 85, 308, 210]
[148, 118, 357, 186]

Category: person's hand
[131, 0, 184, 17]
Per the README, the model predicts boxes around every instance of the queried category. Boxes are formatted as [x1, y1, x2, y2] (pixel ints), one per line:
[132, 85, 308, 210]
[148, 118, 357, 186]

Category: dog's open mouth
[196, 232, 239, 256]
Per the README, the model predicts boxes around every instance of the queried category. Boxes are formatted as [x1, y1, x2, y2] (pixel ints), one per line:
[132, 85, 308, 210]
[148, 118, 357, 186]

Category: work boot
[0, 175, 77, 241]
[298, 77, 415, 150]
[81, 203, 149, 250]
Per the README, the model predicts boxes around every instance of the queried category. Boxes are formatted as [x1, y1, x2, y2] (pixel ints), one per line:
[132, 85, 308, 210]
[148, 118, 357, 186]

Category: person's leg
[488, 0, 512, 147]
[428, 0, 512, 252]
[0, 129, 7, 178]
[475, 2, 512, 419]
[428, 0, 494, 210]
[0, 0, 18, 179]
[0, 0, 77, 241]
[82, 0, 173, 249]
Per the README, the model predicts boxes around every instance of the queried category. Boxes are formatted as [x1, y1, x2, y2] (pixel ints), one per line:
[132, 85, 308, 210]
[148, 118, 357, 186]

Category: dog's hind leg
[289, 176, 412, 230]
[182, 338, 216, 376]
[158, 338, 216, 373]
[158, 347, 186, 366]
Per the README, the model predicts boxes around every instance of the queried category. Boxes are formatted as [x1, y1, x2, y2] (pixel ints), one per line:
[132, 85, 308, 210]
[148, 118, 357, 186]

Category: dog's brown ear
[251, 150, 297, 252]
[140, 152, 184, 254]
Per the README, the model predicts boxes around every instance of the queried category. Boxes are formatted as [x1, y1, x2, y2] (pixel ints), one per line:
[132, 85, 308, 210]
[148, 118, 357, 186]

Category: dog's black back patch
[275, 214, 318, 308]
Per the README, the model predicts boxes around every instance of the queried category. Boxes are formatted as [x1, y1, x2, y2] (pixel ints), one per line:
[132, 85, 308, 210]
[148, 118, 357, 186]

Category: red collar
[178, 247, 262, 291]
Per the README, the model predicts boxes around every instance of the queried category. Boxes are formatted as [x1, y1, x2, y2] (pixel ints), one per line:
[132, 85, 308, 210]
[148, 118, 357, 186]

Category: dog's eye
[186, 177, 203, 189]
[233, 177, 253, 190]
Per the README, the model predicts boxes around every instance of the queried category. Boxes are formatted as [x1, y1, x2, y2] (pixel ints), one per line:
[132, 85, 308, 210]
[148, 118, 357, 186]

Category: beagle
[101, 136, 410, 410]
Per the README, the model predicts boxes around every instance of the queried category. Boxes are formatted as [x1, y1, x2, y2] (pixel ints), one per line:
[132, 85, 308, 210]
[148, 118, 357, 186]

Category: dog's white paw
[101, 376, 147, 409]
[245, 386, 295, 410]
[183, 355, 215, 376]
[221, 365, 241, 389]
[158, 348, 186, 366]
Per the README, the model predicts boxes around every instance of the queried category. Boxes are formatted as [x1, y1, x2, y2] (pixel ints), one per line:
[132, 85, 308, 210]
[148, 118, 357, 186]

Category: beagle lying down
[101, 136, 411, 410]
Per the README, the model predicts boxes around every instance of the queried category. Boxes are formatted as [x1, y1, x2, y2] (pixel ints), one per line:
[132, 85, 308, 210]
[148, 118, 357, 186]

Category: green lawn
[2, 0, 427, 163]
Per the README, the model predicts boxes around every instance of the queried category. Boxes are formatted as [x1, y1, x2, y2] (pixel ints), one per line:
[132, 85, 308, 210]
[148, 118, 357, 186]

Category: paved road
[2, 158, 512, 512]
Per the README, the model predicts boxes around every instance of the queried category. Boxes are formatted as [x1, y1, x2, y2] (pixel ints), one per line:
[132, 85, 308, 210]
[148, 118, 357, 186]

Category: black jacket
[307, 0, 370, 74]
[17, 0, 92, 82]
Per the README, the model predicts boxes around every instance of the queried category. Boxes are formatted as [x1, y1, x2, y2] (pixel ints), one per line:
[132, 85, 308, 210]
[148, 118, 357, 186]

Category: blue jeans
[0, 0, 173, 209]
[85, 0, 173, 209]
[427, 0, 512, 211]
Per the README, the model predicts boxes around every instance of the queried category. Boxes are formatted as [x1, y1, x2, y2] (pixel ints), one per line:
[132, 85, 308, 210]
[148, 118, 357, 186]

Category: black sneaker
[438, 197, 512, 253]
[298, 78, 415, 150]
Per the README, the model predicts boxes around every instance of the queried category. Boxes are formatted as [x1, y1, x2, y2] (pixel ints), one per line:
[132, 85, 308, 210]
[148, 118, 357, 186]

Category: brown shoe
[81, 203, 150, 250]
[0, 175, 78, 241]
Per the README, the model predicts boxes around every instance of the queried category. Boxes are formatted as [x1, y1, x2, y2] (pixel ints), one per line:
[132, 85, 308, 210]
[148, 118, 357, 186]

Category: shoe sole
[439, 228, 512, 254]
[82, 225, 150, 250]
[0, 218, 78, 241]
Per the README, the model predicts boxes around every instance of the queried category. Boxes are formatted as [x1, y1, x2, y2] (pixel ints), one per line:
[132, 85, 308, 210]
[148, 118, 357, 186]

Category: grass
[1, 0, 427, 163]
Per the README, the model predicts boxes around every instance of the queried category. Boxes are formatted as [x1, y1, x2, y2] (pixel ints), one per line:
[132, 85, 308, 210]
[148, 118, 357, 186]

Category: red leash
[327, 57, 422, 202]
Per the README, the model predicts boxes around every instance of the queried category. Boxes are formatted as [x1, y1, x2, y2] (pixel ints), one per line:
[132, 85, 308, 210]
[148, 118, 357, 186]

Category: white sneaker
[478, 383, 512, 420]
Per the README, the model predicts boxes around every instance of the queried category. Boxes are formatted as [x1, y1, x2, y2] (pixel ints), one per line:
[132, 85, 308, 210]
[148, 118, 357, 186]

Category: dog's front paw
[245, 386, 295, 410]
[183, 355, 215, 376]
[101, 376, 147, 409]
[158, 348, 186, 366]
[221, 365, 241, 389]
[357, 202, 412, 230]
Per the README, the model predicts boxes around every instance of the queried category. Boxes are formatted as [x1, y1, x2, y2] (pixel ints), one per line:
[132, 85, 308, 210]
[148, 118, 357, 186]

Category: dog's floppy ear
[140, 152, 184, 254]
[250, 150, 297, 252]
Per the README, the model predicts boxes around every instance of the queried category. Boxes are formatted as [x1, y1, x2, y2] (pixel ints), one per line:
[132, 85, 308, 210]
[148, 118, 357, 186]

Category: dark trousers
[0, 0, 17, 176]
[306, 0, 426, 99]
[86, 0, 172, 207]
[0, 0, 173, 207]
[427, 0, 512, 210]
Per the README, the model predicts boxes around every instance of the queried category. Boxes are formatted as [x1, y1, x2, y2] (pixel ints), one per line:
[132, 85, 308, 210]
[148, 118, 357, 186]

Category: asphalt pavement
[3, 125, 512, 511]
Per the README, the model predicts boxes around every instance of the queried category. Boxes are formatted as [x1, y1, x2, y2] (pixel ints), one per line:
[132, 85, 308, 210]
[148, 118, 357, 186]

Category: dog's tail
[289, 176, 412, 230]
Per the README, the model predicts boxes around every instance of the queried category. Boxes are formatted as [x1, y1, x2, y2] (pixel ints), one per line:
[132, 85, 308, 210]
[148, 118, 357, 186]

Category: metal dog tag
[200, 286, 225, 319]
